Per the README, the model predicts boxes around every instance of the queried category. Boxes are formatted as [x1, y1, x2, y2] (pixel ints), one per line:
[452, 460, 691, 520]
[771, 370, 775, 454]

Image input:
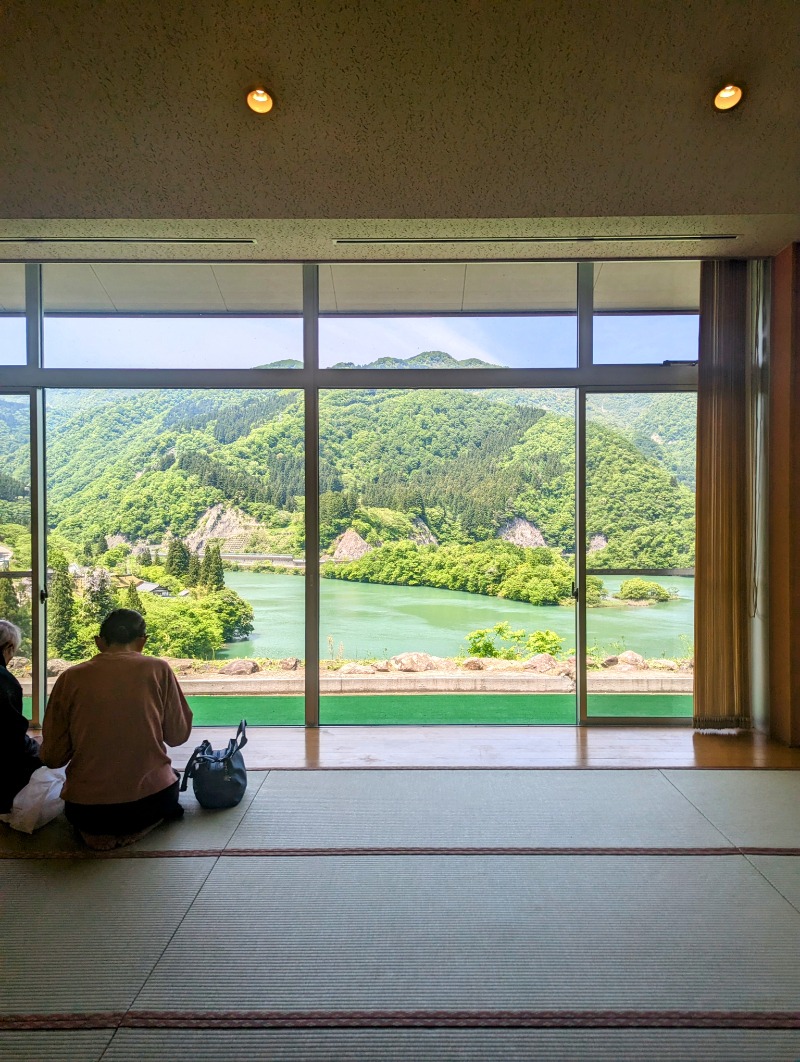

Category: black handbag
[180, 720, 248, 809]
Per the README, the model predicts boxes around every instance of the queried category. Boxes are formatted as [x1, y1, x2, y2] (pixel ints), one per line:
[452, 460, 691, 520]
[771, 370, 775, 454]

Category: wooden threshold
[160, 726, 800, 770]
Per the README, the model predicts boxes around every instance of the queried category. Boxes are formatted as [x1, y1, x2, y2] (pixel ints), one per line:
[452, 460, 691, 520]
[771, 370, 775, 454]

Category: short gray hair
[0, 619, 22, 657]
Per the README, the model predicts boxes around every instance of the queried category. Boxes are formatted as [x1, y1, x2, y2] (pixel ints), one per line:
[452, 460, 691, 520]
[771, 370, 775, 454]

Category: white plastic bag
[7, 766, 66, 834]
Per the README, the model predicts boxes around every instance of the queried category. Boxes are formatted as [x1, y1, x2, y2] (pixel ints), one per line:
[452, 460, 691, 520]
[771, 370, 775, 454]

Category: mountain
[0, 355, 697, 570]
[257, 351, 498, 370]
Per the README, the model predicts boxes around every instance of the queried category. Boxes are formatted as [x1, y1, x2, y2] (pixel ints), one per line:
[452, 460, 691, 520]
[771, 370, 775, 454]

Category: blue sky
[0, 313, 699, 370]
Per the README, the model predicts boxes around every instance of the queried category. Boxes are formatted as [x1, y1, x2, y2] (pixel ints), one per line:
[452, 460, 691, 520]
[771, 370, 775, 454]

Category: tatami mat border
[4, 1010, 800, 1032]
[4, 845, 800, 859]
[234, 765, 800, 771]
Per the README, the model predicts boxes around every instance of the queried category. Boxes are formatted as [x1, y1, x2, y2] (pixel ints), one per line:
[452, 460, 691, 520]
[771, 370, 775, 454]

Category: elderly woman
[0, 619, 42, 814]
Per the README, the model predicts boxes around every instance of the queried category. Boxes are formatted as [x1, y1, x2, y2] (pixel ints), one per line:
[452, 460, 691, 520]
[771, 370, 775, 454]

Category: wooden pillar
[769, 244, 800, 745]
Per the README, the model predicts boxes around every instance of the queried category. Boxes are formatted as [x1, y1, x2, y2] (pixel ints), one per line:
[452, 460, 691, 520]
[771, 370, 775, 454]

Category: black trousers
[64, 779, 181, 836]
[1, 753, 43, 814]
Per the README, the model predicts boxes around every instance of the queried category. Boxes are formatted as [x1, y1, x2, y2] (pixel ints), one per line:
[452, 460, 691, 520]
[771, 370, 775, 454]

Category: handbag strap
[179, 740, 212, 791]
[235, 719, 248, 751]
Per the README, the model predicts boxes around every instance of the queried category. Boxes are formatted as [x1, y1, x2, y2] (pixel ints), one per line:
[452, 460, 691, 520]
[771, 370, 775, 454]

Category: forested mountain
[0, 365, 696, 572]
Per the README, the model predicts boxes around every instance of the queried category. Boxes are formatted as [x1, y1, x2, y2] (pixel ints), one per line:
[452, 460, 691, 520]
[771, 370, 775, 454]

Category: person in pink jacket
[41, 608, 193, 849]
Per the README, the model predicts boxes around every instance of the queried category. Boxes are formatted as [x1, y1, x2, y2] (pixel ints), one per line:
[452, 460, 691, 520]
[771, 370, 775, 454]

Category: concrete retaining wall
[23, 670, 693, 696]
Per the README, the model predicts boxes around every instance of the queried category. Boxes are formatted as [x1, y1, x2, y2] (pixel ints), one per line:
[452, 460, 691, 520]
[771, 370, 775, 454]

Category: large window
[43, 264, 303, 369]
[0, 266, 26, 366]
[44, 388, 305, 726]
[319, 262, 578, 370]
[584, 392, 696, 720]
[0, 260, 699, 727]
[319, 388, 576, 724]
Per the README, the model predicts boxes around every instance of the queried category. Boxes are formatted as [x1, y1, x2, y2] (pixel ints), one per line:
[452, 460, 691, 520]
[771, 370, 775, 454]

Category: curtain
[694, 259, 752, 728]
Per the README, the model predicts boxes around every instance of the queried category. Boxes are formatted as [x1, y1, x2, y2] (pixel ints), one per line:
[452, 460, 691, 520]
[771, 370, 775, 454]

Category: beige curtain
[694, 259, 751, 728]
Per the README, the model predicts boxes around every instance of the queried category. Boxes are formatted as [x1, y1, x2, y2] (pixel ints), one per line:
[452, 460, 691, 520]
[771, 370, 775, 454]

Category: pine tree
[125, 583, 144, 612]
[186, 552, 201, 586]
[48, 556, 79, 659]
[164, 537, 190, 576]
[139, 546, 153, 566]
[82, 567, 118, 625]
[200, 543, 225, 591]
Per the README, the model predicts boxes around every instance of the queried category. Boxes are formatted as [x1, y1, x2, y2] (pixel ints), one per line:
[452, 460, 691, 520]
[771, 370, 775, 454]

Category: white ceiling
[0, 0, 797, 258]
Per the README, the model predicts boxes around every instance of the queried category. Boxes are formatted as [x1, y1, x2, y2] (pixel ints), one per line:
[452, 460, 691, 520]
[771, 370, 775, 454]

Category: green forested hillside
[0, 371, 696, 573]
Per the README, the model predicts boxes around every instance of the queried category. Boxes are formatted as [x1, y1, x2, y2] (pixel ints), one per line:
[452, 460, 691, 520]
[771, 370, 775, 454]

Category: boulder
[10, 655, 29, 668]
[390, 652, 436, 673]
[649, 658, 679, 671]
[372, 660, 391, 672]
[219, 659, 260, 675]
[522, 653, 558, 673]
[165, 658, 197, 675]
[484, 658, 525, 671]
[339, 663, 376, 675]
[618, 650, 646, 668]
[47, 659, 71, 676]
[611, 663, 638, 673]
[462, 657, 486, 671]
[601, 655, 619, 668]
[279, 657, 300, 671]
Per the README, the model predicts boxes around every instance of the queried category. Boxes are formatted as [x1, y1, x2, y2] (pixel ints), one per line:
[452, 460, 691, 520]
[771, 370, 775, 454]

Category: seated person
[0, 619, 42, 815]
[40, 608, 193, 849]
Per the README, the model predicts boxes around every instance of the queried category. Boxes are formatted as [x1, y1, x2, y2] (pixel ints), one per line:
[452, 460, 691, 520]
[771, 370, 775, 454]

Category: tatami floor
[3, 728, 800, 1060]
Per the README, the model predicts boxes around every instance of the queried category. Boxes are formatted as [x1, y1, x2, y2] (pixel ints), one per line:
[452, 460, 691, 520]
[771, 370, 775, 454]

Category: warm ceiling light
[714, 84, 743, 111]
[247, 88, 274, 114]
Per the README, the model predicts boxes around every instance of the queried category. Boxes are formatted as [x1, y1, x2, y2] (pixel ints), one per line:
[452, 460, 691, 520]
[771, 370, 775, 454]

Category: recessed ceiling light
[247, 88, 274, 114]
[714, 84, 743, 111]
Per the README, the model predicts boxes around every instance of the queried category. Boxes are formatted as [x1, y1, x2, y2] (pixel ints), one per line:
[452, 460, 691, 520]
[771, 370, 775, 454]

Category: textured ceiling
[0, 0, 798, 258]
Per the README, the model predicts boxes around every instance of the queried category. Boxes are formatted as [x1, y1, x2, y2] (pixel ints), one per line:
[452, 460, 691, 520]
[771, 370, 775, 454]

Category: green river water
[219, 572, 694, 661]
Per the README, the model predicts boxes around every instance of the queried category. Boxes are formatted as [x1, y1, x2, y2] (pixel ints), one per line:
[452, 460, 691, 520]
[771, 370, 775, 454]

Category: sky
[0, 313, 699, 370]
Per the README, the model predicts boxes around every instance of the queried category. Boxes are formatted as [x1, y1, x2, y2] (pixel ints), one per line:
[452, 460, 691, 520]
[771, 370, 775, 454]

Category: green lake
[219, 572, 694, 661]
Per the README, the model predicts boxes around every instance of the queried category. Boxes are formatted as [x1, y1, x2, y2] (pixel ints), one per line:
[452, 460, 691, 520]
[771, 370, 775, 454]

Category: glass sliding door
[0, 393, 33, 713]
[319, 387, 577, 724]
[44, 387, 305, 725]
[583, 392, 696, 720]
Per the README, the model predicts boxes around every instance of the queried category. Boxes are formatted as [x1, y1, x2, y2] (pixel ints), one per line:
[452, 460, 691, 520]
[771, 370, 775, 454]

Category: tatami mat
[664, 771, 800, 848]
[98, 1028, 800, 1062]
[0, 1033, 112, 1062]
[135, 854, 800, 1012]
[0, 772, 267, 857]
[749, 856, 800, 911]
[229, 770, 731, 850]
[130, 772, 267, 852]
[0, 859, 214, 1015]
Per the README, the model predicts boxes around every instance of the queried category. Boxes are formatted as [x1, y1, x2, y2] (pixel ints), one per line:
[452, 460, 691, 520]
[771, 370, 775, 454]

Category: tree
[138, 546, 153, 566]
[48, 553, 79, 659]
[615, 578, 674, 602]
[200, 542, 225, 591]
[164, 536, 191, 577]
[125, 583, 144, 612]
[82, 567, 118, 625]
[83, 530, 108, 560]
[203, 588, 254, 642]
[185, 552, 201, 586]
[0, 578, 31, 656]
